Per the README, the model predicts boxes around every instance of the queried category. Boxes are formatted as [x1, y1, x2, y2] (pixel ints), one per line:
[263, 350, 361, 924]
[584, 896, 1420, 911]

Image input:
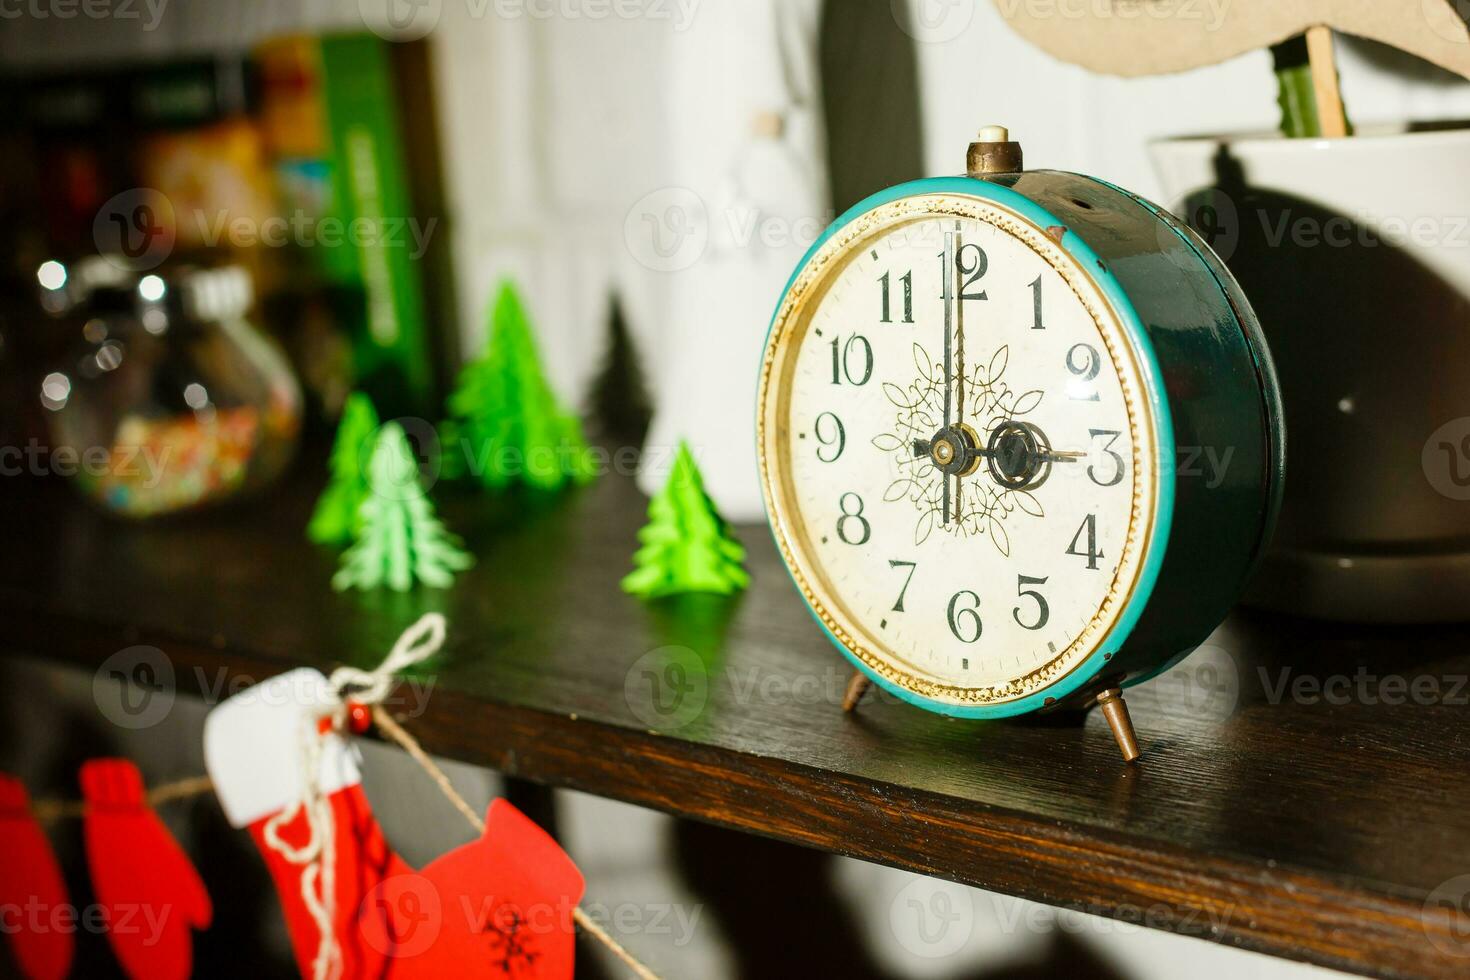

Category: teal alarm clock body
[759, 170, 1285, 720]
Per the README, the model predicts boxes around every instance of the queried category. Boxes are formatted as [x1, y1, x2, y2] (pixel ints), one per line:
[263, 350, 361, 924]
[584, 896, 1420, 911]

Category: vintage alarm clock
[756, 127, 1284, 761]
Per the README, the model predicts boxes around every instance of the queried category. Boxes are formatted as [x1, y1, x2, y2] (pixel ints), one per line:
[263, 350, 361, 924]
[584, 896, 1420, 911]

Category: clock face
[758, 194, 1161, 711]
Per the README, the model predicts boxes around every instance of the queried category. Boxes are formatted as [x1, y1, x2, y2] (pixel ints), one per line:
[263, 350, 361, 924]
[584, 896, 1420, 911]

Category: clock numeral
[1012, 575, 1050, 631]
[878, 270, 913, 324]
[1028, 274, 1045, 330]
[836, 492, 871, 546]
[940, 240, 987, 302]
[1065, 342, 1102, 401]
[937, 243, 989, 303]
[1066, 513, 1104, 570]
[955, 243, 988, 302]
[814, 412, 846, 463]
[1087, 428, 1125, 487]
[829, 334, 874, 386]
[946, 590, 983, 644]
[887, 559, 917, 612]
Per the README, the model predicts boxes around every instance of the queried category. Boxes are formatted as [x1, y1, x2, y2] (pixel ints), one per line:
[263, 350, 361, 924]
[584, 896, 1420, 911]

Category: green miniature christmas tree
[444, 281, 597, 492]
[332, 422, 473, 592]
[308, 392, 380, 546]
[622, 443, 749, 599]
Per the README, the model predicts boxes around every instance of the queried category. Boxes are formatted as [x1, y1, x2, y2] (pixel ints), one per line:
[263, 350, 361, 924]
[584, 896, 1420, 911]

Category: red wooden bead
[346, 701, 372, 735]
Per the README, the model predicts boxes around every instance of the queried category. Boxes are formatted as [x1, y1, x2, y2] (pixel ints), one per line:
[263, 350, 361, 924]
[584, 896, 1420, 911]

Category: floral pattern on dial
[871, 341, 1045, 553]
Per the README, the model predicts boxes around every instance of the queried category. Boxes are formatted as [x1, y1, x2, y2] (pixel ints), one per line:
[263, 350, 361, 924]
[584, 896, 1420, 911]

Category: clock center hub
[985, 420, 1054, 492]
[926, 423, 981, 477]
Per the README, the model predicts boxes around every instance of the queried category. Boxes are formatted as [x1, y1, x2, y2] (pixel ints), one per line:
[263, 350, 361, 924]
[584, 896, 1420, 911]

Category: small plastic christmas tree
[332, 422, 473, 592]
[308, 392, 380, 546]
[444, 281, 597, 492]
[622, 442, 749, 598]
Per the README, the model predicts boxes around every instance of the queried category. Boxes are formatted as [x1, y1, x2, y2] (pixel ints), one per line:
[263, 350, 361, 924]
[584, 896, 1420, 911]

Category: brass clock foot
[843, 672, 871, 712]
[1096, 689, 1140, 762]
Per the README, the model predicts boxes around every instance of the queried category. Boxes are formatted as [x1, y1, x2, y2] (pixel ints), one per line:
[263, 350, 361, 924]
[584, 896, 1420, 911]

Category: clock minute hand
[972, 446, 1086, 463]
[941, 229, 954, 525]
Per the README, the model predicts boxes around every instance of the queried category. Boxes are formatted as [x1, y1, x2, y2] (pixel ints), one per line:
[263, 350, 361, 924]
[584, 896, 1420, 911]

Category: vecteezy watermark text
[993, 0, 1229, 31]
[193, 210, 438, 261]
[0, 0, 168, 30]
[358, 0, 699, 42]
[0, 899, 173, 945]
[1259, 667, 1470, 706]
[95, 646, 437, 731]
[0, 439, 172, 488]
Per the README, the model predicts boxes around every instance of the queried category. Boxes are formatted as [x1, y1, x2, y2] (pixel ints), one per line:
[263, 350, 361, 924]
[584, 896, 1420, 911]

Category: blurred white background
[9, 0, 1470, 520]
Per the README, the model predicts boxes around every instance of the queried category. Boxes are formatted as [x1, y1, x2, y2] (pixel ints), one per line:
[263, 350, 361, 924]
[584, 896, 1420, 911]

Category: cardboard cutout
[992, 0, 1470, 79]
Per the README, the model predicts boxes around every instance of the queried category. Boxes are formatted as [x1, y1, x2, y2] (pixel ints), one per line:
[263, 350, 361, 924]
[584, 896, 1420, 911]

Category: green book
[258, 34, 441, 417]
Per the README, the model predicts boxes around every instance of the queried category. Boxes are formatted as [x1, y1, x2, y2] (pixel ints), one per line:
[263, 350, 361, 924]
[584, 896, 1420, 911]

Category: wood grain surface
[2, 469, 1468, 979]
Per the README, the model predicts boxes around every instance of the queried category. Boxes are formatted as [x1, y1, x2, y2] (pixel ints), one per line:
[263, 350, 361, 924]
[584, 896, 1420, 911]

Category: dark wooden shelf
[3, 467, 1469, 979]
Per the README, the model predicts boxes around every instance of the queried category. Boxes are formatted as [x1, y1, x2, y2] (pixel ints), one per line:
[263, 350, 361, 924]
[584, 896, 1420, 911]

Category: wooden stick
[1305, 25, 1348, 138]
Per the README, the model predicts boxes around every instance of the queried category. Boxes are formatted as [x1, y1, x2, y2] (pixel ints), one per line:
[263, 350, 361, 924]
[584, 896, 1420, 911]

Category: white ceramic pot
[1151, 124, 1470, 622]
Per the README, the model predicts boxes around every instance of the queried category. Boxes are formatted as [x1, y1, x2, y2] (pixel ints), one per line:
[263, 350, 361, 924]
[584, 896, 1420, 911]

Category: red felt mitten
[205, 668, 411, 979]
[382, 799, 585, 979]
[0, 775, 72, 980]
[80, 759, 212, 980]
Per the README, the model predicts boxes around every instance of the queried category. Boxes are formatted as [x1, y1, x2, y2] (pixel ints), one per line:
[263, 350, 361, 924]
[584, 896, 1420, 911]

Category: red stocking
[205, 668, 410, 979]
[0, 775, 72, 980]
[80, 759, 212, 980]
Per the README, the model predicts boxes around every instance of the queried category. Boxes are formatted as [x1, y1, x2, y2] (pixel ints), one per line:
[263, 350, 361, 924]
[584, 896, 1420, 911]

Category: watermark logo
[358, 417, 444, 502]
[623, 645, 708, 730]
[624, 187, 709, 272]
[360, 874, 444, 958]
[889, 876, 973, 958]
[360, 0, 443, 40]
[1423, 417, 1470, 500]
[94, 189, 175, 272]
[1167, 185, 1470, 261]
[895, 0, 974, 44]
[623, 185, 837, 271]
[0, 439, 173, 489]
[359, 0, 699, 39]
[994, 0, 1229, 31]
[1127, 643, 1240, 722]
[1258, 667, 1469, 707]
[1164, 187, 1241, 262]
[94, 189, 438, 270]
[1424, 874, 1470, 958]
[0, 899, 174, 943]
[94, 645, 176, 731]
[95, 655, 434, 731]
[0, 0, 170, 30]
[193, 209, 438, 259]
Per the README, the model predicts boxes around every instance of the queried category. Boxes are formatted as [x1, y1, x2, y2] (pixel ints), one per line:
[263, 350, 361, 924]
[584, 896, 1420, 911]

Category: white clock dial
[759, 196, 1158, 708]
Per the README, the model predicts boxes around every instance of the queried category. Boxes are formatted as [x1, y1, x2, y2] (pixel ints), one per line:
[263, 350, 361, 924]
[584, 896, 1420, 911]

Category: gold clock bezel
[756, 193, 1159, 708]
